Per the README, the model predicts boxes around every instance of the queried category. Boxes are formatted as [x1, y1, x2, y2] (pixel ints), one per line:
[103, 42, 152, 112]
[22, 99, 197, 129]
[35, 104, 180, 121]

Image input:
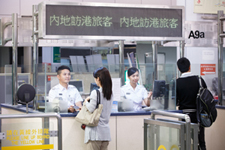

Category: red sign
[200, 64, 216, 75]
[47, 75, 51, 82]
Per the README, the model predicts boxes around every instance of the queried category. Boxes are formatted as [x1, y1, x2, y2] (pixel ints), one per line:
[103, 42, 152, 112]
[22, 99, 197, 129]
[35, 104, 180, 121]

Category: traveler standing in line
[176, 57, 207, 150]
[48, 65, 83, 112]
[120, 67, 152, 111]
[84, 67, 113, 150]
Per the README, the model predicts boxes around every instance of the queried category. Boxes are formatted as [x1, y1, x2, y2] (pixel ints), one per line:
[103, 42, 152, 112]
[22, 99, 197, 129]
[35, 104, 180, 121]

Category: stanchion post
[178, 40, 185, 77]
[152, 41, 158, 90]
[12, 13, 18, 105]
[119, 41, 124, 85]
[218, 10, 224, 105]
[32, 5, 39, 109]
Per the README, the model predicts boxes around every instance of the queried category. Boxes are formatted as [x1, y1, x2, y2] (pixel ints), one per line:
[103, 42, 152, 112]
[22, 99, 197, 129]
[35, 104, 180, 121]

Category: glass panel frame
[144, 119, 185, 150]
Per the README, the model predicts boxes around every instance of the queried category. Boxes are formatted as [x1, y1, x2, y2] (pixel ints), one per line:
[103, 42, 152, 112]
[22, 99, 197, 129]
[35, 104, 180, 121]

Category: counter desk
[1, 104, 224, 150]
[1, 104, 153, 150]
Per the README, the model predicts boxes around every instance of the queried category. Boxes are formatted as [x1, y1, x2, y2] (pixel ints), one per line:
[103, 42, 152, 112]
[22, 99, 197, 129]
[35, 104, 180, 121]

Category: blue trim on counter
[111, 111, 151, 116]
[60, 112, 78, 117]
[1, 103, 183, 117]
[216, 105, 225, 109]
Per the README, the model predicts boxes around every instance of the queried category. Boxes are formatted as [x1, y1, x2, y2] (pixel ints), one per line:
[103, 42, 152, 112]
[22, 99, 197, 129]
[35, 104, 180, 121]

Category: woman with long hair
[84, 67, 113, 150]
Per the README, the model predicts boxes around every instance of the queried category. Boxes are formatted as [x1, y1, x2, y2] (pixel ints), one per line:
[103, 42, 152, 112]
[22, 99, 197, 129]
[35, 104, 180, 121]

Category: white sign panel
[194, 0, 225, 14]
[202, 50, 215, 60]
[185, 21, 217, 47]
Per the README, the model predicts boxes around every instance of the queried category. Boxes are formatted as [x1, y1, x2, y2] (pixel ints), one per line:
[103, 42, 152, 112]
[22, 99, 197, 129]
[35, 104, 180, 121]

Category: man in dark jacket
[176, 57, 207, 150]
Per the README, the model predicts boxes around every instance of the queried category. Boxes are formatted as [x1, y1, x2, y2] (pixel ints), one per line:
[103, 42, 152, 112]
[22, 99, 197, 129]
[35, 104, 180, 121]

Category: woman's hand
[85, 96, 90, 103]
[147, 91, 153, 99]
[144, 91, 152, 107]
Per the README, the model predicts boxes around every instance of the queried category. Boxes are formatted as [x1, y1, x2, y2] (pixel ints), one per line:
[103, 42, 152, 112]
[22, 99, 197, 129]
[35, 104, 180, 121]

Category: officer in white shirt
[121, 67, 152, 111]
[48, 65, 83, 112]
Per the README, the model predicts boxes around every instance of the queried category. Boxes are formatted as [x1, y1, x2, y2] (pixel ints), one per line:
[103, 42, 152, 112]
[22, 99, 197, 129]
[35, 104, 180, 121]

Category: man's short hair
[57, 65, 71, 75]
[177, 57, 190, 73]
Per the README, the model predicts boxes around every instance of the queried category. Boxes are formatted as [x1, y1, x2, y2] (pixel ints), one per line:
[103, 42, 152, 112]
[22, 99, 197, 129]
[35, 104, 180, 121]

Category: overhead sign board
[38, 2, 184, 41]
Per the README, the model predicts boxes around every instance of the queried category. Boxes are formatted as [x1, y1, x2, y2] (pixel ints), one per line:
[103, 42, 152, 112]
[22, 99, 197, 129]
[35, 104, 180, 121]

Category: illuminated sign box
[38, 2, 184, 41]
[2, 122, 55, 149]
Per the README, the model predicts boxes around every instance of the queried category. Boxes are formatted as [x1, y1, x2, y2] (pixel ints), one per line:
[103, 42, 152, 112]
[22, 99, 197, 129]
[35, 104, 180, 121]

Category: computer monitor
[152, 80, 166, 98]
[164, 83, 169, 109]
[90, 83, 99, 93]
[69, 80, 84, 93]
[171, 78, 176, 100]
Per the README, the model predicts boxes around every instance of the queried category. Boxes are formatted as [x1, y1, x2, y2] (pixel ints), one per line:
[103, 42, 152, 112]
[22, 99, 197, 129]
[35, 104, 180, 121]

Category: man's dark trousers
[184, 112, 206, 150]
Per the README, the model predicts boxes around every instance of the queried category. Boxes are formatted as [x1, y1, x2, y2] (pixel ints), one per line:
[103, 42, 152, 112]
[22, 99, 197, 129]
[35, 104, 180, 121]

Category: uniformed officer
[120, 67, 152, 111]
[48, 65, 83, 112]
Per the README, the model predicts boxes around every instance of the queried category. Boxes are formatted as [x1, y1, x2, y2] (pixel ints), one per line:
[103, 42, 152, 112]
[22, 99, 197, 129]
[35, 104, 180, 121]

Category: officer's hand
[68, 106, 75, 113]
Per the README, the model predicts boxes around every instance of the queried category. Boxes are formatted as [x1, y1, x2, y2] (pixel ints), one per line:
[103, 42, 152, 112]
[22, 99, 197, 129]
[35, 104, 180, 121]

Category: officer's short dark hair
[57, 65, 71, 75]
[177, 57, 190, 73]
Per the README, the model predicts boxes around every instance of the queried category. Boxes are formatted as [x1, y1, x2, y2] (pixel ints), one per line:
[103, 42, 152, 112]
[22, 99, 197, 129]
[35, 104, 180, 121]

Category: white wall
[176, 0, 218, 92]
[0, 0, 176, 18]
[136, 44, 177, 64]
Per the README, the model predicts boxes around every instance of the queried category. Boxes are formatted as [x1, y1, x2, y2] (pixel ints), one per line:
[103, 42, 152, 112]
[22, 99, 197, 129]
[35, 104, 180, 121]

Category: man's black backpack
[196, 76, 217, 127]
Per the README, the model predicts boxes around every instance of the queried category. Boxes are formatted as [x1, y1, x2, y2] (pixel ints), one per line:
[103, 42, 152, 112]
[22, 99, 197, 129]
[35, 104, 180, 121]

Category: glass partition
[37, 63, 177, 112]
[0, 65, 31, 105]
[1, 63, 178, 112]
[190, 63, 218, 105]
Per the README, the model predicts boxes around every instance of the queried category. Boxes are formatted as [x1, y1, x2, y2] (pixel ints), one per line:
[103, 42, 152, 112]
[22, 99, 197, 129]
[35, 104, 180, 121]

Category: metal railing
[0, 113, 62, 150]
[144, 110, 197, 150]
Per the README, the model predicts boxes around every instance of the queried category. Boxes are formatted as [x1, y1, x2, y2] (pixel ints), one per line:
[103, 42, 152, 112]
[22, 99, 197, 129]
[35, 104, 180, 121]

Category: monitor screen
[90, 83, 99, 94]
[152, 80, 166, 98]
[69, 80, 84, 93]
[164, 83, 169, 109]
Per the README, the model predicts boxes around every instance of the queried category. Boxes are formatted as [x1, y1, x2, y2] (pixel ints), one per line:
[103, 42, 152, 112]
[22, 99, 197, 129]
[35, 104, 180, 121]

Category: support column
[217, 11, 224, 105]
[152, 41, 158, 81]
[32, 5, 39, 109]
[119, 41, 124, 85]
[178, 40, 185, 77]
[180, 40, 185, 58]
[12, 13, 18, 105]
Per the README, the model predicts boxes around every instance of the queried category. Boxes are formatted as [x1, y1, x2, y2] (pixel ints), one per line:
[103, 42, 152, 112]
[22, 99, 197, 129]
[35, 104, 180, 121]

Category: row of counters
[1, 104, 225, 150]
